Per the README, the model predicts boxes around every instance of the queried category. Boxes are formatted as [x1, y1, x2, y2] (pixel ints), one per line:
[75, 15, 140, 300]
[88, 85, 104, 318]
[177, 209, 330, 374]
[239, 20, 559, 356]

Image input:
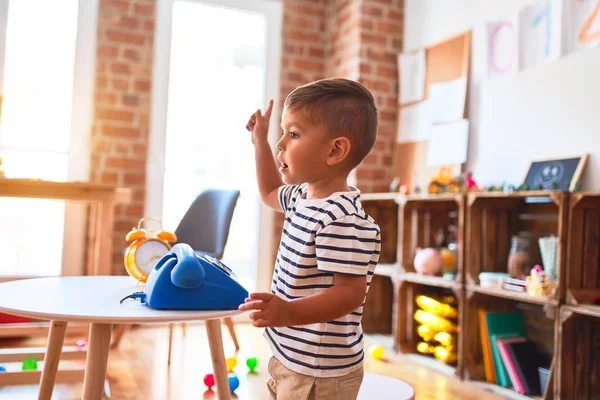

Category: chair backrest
[174, 189, 240, 259]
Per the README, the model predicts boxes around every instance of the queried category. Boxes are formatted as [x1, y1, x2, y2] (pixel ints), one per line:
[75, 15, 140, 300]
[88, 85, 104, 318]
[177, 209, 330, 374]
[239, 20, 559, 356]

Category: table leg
[83, 323, 112, 400]
[38, 320, 67, 400]
[95, 200, 115, 276]
[205, 319, 230, 400]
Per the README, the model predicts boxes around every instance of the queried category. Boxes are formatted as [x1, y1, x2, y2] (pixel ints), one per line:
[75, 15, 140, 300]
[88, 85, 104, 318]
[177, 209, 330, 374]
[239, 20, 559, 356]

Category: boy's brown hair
[284, 78, 378, 167]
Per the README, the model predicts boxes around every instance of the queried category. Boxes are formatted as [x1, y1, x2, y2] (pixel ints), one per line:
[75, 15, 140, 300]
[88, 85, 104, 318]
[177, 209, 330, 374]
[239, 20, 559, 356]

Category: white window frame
[0, 0, 99, 277]
[148, 0, 282, 291]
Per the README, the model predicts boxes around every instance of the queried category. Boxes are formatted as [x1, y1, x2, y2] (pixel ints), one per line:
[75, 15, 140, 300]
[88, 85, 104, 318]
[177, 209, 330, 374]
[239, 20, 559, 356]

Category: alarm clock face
[134, 239, 170, 275]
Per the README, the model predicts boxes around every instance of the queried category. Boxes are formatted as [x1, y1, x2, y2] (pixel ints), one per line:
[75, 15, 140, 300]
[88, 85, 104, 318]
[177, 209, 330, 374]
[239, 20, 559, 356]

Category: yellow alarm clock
[124, 217, 177, 283]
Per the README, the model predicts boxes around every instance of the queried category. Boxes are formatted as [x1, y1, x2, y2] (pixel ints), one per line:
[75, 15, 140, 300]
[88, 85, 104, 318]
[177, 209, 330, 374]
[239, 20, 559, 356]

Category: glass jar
[507, 236, 533, 279]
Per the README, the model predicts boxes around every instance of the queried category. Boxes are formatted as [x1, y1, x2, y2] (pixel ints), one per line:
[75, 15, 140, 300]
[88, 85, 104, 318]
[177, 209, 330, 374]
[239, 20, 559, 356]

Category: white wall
[404, 0, 600, 190]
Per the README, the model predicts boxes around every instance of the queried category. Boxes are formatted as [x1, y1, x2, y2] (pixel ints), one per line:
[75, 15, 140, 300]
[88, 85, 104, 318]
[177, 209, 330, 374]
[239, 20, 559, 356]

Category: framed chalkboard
[523, 155, 588, 191]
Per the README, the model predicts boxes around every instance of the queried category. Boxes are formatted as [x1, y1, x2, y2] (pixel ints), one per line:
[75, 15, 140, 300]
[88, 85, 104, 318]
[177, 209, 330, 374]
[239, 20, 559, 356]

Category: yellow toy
[417, 342, 457, 364]
[434, 346, 457, 364]
[416, 295, 458, 319]
[414, 310, 458, 333]
[433, 331, 456, 348]
[427, 167, 453, 194]
[417, 324, 438, 341]
[226, 356, 237, 372]
[416, 341, 435, 355]
[124, 217, 177, 283]
[369, 344, 384, 360]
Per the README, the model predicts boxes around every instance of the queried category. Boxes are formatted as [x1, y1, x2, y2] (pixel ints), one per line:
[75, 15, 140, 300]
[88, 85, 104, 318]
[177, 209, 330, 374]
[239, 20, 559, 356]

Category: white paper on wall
[564, 0, 600, 53]
[427, 77, 467, 124]
[519, 0, 563, 70]
[398, 50, 426, 104]
[397, 101, 431, 143]
[487, 16, 520, 79]
[426, 119, 470, 167]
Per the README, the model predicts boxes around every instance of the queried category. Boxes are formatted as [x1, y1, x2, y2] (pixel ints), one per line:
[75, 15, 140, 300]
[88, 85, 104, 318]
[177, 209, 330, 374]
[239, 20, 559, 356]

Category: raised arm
[246, 99, 283, 212]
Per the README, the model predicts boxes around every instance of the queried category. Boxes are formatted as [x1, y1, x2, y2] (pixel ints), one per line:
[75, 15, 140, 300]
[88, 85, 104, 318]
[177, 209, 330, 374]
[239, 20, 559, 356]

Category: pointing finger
[264, 99, 274, 119]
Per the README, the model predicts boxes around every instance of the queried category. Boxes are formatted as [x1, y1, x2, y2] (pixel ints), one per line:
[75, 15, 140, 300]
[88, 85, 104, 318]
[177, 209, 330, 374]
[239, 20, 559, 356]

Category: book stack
[502, 277, 528, 292]
[478, 310, 549, 395]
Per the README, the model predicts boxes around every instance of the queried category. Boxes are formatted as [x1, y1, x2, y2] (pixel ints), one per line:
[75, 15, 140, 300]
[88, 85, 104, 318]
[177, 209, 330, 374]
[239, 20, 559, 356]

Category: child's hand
[245, 99, 274, 145]
[238, 292, 292, 327]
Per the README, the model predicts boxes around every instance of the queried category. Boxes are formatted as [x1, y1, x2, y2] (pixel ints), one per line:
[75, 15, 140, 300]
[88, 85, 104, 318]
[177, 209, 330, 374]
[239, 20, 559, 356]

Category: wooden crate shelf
[399, 194, 465, 284]
[361, 190, 600, 398]
[395, 279, 463, 378]
[565, 193, 600, 306]
[466, 284, 560, 306]
[403, 272, 460, 290]
[362, 274, 394, 334]
[463, 290, 556, 400]
[466, 191, 568, 304]
[556, 305, 600, 399]
[362, 196, 399, 265]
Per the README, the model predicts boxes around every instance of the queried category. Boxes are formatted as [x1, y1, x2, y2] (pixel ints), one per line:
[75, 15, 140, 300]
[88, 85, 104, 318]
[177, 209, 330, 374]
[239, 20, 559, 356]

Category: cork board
[394, 30, 471, 191]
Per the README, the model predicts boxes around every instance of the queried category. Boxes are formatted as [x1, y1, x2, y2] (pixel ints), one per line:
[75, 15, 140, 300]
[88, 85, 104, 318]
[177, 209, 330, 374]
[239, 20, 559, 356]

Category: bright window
[151, 0, 282, 293]
[0, 0, 96, 277]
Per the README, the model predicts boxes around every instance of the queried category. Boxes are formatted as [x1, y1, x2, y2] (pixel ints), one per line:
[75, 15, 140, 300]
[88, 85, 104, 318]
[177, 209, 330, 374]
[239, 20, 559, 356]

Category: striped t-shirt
[265, 183, 381, 378]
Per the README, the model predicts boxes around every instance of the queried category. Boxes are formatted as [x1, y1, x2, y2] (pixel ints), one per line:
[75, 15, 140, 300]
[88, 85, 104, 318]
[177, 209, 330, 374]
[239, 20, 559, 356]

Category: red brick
[134, 3, 154, 16]
[122, 94, 139, 106]
[95, 91, 117, 106]
[115, 220, 135, 232]
[294, 59, 324, 72]
[115, 16, 139, 29]
[97, 76, 108, 89]
[111, 62, 131, 74]
[388, 9, 403, 21]
[288, 30, 321, 43]
[102, 125, 141, 138]
[96, 108, 135, 122]
[112, 79, 129, 90]
[125, 205, 145, 217]
[101, 172, 119, 185]
[124, 172, 145, 185]
[104, 0, 130, 13]
[131, 64, 151, 76]
[363, 5, 384, 17]
[98, 45, 119, 58]
[356, 168, 387, 180]
[123, 48, 141, 61]
[362, 33, 387, 46]
[287, 3, 325, 18]
[133, 143, 147, 154]
[106, 156, 145, 169]
[376, 65, 396, 79]
[106, 30, 145, 45]
[378, 21, 402, 34]
[115, 142, 130, 153]
[131, 188, 146, 202]
[309, 47, 324, 58]
[143, 20, 155, 31]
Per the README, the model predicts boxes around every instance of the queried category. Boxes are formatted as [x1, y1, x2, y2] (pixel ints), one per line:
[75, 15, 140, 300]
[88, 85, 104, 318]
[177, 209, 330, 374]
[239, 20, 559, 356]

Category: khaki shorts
[267, 356, 364, 400]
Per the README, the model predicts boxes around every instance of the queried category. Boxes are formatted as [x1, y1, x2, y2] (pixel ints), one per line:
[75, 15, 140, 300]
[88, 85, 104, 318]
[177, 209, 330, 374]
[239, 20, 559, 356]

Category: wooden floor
[0, 323, 507, 400]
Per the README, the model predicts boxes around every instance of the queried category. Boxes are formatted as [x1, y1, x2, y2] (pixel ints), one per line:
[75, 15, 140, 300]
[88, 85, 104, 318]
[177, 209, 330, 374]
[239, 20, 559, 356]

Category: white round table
[358, 373, 415, 400]
[0, 276, 240, 400]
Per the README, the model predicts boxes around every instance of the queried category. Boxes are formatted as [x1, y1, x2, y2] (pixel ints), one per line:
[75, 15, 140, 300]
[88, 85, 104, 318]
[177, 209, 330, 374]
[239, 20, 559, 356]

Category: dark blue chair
[168, 189, 241, 364]
[173, 189, 240, 260]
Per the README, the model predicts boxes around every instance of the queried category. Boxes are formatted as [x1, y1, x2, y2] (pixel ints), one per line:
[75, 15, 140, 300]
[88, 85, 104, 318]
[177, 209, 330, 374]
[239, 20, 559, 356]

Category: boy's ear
[326, 136, 351, 166]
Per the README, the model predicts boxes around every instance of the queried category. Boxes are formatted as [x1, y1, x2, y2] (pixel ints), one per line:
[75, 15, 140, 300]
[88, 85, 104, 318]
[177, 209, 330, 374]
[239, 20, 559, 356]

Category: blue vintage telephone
[120, 243, 248, 310]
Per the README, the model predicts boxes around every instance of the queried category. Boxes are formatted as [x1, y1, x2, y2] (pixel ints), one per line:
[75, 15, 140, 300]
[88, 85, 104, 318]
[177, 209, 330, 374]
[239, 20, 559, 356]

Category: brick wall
[87, 0, 403, 274]
[90, 0, 155, 274]
[270, 0, 404, 266]
[356, 0, 404, 193]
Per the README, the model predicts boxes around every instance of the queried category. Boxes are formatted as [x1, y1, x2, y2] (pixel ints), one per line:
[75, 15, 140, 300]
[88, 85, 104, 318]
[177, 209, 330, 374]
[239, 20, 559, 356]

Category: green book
[484, 312, 526, 387]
